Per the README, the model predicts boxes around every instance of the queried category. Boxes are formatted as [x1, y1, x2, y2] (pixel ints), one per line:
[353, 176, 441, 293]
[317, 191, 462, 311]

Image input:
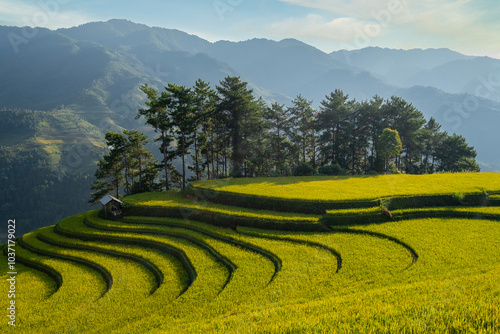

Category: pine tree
[216, 76, 256, 178]
[191, 79, 216, 181]
[361, 95, 385, 172]
[420, 117, 446, 173]
[104, 132, 130, 194]
[263, 102, 290, 175]
[288, 95, 315, 167]
[166, 83, 196, 190]
[244, 97, 267, 177]
[89, 133, 125, 203]
[124, 130, 159, 194]
[316, 90, 350, 168]
[138, 84, 175, 190]
[436, 133, 480, 172]
[382, 96, 426, 173]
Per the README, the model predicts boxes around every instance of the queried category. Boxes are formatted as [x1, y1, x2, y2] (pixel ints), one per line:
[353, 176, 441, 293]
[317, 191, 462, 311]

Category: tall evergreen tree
[418, 117, 444, 173]
[382, 96, 426, 173]
[316, 90, 350, 168]
[345, 99, 368, 174]
[361, 95, 385, 172]
[191, 79, 216, 181]
[436, 133, 480, 172]
[216, 76, 256, 178]
[166, 83, 196, 190]
[103, 132, 131, 194]
[89, 133, 125, 203]
[244, 97, 267, 177]
[288, 95, 315, 166]
[138, 84, 174, 190]
[124, 130, 159, 194]
[264, 102, 291, 175]
[89, 129, 160, 202]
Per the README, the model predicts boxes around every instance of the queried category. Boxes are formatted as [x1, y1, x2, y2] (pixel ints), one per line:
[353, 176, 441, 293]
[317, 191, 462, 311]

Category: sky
[0, 0, 499, 58]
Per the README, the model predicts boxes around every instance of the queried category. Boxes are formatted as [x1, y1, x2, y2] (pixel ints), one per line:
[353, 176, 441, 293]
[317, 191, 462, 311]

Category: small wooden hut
[100, 195, 123, 217]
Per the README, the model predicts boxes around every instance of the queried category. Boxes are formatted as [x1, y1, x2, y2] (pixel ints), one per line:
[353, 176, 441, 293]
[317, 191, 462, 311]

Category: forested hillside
[0, 109, 106, 235]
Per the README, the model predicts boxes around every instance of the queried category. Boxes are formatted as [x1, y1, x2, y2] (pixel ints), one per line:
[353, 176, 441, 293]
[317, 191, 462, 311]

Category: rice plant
[2, 174, 499, 333]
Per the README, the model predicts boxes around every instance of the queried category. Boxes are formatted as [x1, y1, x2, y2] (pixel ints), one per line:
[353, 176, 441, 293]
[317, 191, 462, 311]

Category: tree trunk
[277, 126, 282, 174]
[224, 148, 228, 177]
[123, 153, 130, 195]
[213, 145, 217, 178]
[194, 129, 199, 181]
[332, 127, 336, 164]
[181, 133, 186, 190]
[352, 144, 356, 173]
[206, 147, 211, 180]
[162, 131, 170, 191]
[216, 149, 219, 179]
[115, 168, 120, 199]
[312, 136, 316, 169]
[302, 132, 306, 164]
[138, 145, 143, 192]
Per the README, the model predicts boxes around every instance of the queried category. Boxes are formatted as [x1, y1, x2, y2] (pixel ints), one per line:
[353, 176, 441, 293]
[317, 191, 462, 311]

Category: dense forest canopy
[91, 76, 479, 199]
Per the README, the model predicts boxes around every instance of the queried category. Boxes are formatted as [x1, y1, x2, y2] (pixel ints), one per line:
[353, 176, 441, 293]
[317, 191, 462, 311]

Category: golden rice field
[1, 174, 499, 333]
[124, 191, 321, 223]
[191, 172, 500, 201]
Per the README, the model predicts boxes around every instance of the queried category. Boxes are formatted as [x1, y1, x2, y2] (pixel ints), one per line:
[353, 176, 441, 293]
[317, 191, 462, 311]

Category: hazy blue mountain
[1, 22, 245, 130]
[201, 38, 344, 96]
[58, 19, 211, 54]
[394, 86, 500, 170]
[331, 47, 473, 86]
[298, 69, 395, 104]
[0, 26, 157, 124]
[1, 19, 499, 172]
[406, 57, 500, 101]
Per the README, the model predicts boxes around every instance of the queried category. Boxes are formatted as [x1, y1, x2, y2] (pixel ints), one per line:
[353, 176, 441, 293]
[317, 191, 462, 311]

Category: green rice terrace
[2, 173, 500, 333]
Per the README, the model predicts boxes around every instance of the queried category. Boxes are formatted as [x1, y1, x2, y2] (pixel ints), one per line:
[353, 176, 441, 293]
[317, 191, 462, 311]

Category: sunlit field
[191, 172, 500, 201]
[2, 174, 499, 333]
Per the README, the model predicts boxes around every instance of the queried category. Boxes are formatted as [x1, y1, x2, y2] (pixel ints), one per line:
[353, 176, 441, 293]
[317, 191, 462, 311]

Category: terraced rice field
[1, 174, 500, 333]
[124, 191, 321, 223]
[190, 172, 500, 201]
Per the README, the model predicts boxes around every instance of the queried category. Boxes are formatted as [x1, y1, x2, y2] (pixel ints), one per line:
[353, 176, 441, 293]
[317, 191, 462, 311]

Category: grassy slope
[123, 191, 321, 223]
[191, 173, 500, 201]
[1, 174, 500, 333]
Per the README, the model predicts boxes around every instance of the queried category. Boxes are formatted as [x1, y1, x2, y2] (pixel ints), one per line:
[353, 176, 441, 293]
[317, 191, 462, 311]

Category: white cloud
[278, 0, 413, 20]
[269, 0, 500, 56]
[396, 0, 500, 56]
[0, 0, 90, 29]
[266, 14, 381, 43]
[277, 0, 497, 36]
[255, 1, 413, 50]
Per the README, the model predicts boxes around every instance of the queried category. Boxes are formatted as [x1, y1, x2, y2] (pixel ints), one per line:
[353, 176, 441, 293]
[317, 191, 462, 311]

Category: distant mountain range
[1, 19, 499, 171]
